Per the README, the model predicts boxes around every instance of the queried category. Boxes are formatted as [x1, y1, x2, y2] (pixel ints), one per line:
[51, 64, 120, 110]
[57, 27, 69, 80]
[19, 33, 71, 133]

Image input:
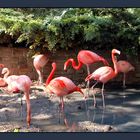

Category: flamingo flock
[0, 49, 135, 127]
[64, 50, 109, 90]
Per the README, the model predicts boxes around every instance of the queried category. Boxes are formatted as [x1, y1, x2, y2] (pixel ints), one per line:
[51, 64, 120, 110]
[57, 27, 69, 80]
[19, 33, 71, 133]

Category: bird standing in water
[46, 62, 86, 112]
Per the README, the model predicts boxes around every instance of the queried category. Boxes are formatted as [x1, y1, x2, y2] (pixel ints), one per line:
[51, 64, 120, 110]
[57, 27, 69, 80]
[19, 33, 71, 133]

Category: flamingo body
[86, 66, 116, 84]
[7, 75, 32, 93]
[117, 60, 135, 73]
[77, 50, 108, 65]
[47, 76, 80, 97]
[117, 60, 135, 88]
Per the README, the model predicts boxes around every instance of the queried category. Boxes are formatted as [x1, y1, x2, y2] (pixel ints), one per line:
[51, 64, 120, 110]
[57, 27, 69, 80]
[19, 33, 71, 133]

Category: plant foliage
[0, 8, 140, 56]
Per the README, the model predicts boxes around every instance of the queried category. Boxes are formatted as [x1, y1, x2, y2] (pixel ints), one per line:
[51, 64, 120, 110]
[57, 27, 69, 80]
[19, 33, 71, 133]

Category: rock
[78, 121, 117, 132]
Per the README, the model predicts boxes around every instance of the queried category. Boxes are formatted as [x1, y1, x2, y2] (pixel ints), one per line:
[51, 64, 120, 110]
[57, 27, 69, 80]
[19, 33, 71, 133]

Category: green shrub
[0, 8, 140, 57]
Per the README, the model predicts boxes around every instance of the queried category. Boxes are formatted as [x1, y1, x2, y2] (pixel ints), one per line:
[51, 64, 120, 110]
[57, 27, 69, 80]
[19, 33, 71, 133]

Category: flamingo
[1, 68, 32, 127]
[85, 49, 121, 108]
[64, 50, 109, 90]
[46, 62, 86, 111]
[117, 60, 135, 88]
[33, 54, 49, 85]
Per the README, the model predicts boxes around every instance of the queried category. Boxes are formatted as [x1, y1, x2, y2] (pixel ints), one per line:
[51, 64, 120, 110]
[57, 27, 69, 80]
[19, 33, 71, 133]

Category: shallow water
[0, 87, 140, 132]
[30, 87, 140, 132]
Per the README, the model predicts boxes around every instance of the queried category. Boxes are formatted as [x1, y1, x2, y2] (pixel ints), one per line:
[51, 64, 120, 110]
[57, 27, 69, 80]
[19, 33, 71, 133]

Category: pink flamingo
[33, 54, 49, 85]
[64, 50, 109, 89]
[46, 62, 86, 111]
[1, 68, 32, 127]
[117, 60, 135, 88]
[85, 49, 121, 108]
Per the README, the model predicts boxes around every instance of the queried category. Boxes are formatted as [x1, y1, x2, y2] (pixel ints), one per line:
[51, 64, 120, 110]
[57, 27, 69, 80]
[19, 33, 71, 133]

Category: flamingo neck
[99, 57, 109, 66]
[3, 69, 10, 80]
[46, 63, 56, 86]
[68, 87, 85, 97]
[66, 59, 83, 70]
[112, 53, 118, 75]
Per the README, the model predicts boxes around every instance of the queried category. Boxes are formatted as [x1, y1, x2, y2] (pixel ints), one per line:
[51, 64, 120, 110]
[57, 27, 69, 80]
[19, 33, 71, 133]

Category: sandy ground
[0, 82, 123, 132]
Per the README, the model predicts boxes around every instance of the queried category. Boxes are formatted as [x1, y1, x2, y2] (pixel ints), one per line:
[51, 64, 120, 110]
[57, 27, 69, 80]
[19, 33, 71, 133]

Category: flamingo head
[64, 58, 73, 71]
[0, 64, 4, 68]
[1, 68, 9, 75]
[76, 87, 87, 100]
[112, 49, 121, 55]
[52, 62, 56, 68]
[85, 74, 92, 82]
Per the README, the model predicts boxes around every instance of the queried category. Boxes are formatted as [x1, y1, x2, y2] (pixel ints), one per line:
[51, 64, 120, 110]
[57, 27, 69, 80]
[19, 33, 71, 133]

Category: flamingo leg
[86, 65, 90, 87]
[61, 96, 64, 112]
[101, 108, 105, 124]
[41, 68, 44, 83]
[36, 69, 43, 85]
[101, 83, 105, 108]
[123, 73, 126, 89]
[91, 81, 99, 108]
[86, 64, 90, 96]
[92, 108, 96, 122]
[24, 91, 31, 127]
[20, 93, 23, 120]
[58, 97, 68, 127]
[62, 112, 69, 128]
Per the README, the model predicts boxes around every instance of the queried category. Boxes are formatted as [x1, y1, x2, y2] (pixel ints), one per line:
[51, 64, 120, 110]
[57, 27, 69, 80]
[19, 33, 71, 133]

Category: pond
[0, 84, 140, 132]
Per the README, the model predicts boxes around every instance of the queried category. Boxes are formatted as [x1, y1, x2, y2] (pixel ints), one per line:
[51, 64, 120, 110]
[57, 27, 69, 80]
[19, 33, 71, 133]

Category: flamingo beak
[64, 65, 67, 71]
[1, 70, 5, 75]
[32, 55, 36, 58]
[132, 67, 135, 71]
[116, 50, 121, 55]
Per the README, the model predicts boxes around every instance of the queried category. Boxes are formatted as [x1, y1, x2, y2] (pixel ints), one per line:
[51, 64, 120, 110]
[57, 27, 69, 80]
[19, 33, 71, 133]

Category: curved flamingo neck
[112, 53, 118, 75]
[3, 69, 10, 80]
[67, 59, 83, 70]
[46, 63, 56, 86]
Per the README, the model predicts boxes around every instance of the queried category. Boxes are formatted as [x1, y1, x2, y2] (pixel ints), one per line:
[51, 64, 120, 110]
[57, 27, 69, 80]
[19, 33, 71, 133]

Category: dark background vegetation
[0, 8, 140, 57]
